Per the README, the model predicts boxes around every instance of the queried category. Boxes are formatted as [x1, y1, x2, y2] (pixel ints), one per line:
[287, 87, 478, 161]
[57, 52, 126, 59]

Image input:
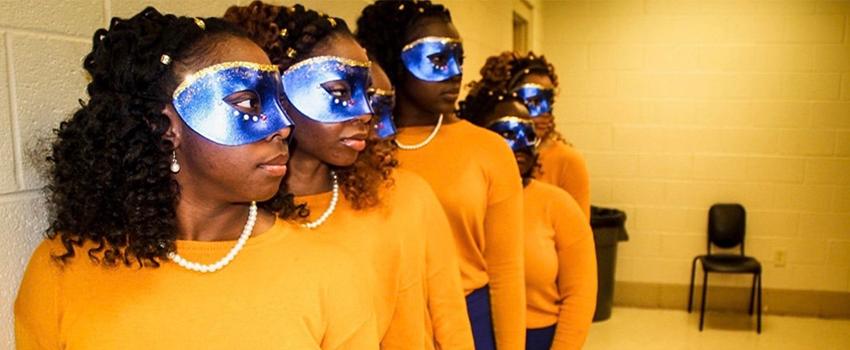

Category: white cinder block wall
[541, 0, 850, 294]
[0, 0, 514, 347]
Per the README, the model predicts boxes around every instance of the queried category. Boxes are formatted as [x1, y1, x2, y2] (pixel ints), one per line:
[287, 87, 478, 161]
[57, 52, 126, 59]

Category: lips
[341, 133, 368, 152]
[258, 154, 288, 177]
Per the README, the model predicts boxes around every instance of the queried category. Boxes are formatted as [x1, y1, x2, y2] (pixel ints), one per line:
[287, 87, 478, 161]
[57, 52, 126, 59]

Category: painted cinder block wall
[541, 0, 850, 299]
[0, 0, 517, 347]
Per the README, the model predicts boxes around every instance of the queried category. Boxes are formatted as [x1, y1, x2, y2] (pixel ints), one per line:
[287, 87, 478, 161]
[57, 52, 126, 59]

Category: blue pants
[525, 324, 557, 350]
[466, 285, 496, 350]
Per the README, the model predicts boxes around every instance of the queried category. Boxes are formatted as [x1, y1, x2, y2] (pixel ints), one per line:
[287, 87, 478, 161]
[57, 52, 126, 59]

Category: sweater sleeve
[484, 141, 527, 350]
[550, 196, 597, 350]
[15, 241, 62, 350]
[424, 192, 475, 350]
[321, 255, 380, 350]
[561, 146, 591, 220]
[381, 277, 426, 349]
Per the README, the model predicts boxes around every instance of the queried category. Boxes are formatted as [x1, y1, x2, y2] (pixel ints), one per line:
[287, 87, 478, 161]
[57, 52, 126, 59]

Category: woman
[369, 57, 475, 349]
[357, 1, 526, 349]
[475, 52, 591, 218]
[224, 3, 469, 348]
[15, 8, 377, 349]
[460, 87, 597, 350]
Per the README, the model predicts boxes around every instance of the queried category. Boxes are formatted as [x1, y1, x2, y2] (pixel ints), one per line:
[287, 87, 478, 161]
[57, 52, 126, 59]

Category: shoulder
[530, 180, 582, 214]
[542, 140, 585, 163]
[390, 168, 434, 194]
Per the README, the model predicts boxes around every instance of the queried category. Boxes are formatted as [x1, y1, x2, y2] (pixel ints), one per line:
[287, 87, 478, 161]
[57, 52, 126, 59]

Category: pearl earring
[170, 151, 181, 173]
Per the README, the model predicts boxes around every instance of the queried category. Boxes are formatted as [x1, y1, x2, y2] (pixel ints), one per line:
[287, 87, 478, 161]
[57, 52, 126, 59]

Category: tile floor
[584, 307, 850, 349]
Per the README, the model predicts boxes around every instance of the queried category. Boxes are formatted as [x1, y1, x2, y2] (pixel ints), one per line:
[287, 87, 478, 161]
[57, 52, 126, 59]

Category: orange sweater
[396, 120, 526, 350]
[15, 219, 378, 349]
[295, 169, 472, 349]
[523, 180, 597, 350]
[536, 139, 591, 219]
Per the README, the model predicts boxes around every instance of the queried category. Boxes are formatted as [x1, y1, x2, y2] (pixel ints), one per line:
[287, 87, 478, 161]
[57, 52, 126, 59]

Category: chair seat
[698, 254, 761, 273]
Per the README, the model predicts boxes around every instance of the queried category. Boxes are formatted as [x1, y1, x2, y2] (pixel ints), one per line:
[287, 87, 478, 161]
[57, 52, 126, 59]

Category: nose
[351, 113, 372, 124]
[265, 126, 292, 143]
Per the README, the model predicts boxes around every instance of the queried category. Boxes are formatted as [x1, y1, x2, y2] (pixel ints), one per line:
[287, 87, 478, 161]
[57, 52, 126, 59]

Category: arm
[425, 199, 475, 350]
[15, 241, 61, 350]
[322, 258, 380, 350]
[562, 146, 591, 220]
[550, 197, 597, 350]
[480, 139, 526, 349]
[381, 271, 426, 349]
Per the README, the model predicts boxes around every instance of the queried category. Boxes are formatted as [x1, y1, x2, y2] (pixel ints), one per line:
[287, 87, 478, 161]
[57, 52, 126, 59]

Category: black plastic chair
[688, 203, 762, 333]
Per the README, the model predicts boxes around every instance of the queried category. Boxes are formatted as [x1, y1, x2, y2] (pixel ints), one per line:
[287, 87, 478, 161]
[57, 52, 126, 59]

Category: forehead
[492, 100, 529, 117]
[370, 62, 392, 90]
[308, 33, 369, 63]
[518, 73, 554, 89]
[205, 37, 271, 66]
[404, 16, 460, 43]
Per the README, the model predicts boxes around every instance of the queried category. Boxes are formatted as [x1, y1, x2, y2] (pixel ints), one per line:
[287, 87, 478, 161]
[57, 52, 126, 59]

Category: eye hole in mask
[511, 83, 556, 118]
[281, 56, 373, 124]
[401, 36, 464, 82]
[172, 61, 292, 146]
[367, 87, 397, 139]
[486, 116, 540, 153]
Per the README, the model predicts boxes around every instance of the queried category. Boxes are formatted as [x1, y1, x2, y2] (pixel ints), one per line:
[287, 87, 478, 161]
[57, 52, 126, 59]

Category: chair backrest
[707, 203, 746, 255]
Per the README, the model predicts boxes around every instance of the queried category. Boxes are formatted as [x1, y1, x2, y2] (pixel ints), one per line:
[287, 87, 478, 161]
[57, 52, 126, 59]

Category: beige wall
[542, 0, 850, 293]
[0, 0, 515, 347]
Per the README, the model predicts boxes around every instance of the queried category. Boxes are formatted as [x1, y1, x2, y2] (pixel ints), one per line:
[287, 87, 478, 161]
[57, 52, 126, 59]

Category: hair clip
[286, 47, 297, 58]
[160, 54, 172, 65]
[98, 34, 105, 41]
[398, 4, 405, 10]
[327, 16, 337, 27]
[280, 28, 288, 38]
[194, 18, 206, 30]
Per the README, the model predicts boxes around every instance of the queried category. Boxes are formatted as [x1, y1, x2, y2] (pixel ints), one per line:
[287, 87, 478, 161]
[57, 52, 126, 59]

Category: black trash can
[590, 206, 629, 322]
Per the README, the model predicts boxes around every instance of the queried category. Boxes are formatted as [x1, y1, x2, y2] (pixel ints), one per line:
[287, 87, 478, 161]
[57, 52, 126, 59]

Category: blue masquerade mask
[368, 88, 397, 139]
[172, 61, 292, 146]
[511, 83, 555, 117]
[401, 36, 463, 82]
[486, 116, 540, 153]
[281, 56, 373, 124]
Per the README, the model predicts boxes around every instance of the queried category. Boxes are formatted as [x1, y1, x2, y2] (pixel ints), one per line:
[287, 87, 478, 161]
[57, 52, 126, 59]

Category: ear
[161, 104, 183, 149]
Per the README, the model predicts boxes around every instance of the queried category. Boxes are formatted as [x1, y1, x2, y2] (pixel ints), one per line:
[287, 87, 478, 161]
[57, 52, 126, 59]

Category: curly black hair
[224, 2, 397, 212]
[46, 7, 297, 268]
[462, 51, 569, 144]
[355, 0, 452, 87]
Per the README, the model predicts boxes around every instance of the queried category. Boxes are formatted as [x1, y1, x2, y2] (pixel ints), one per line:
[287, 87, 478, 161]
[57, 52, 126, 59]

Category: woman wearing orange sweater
[476, 52, 591, 219]
[357, 1, 526, 349]
[460, 87, 597, 349]
[225, 3, 470, 349]
[15, 8, 377, 349]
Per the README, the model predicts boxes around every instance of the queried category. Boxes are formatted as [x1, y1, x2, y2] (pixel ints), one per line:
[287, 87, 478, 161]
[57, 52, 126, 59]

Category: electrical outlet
[774, 249, 787, 267]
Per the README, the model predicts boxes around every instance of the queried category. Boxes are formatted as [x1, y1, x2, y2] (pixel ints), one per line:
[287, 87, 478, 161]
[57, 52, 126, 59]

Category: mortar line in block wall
[0, 27, 89, 44]
[4, 34, 24, 191]
[0, 188, 42, 203]
[104, 0, 112, 27]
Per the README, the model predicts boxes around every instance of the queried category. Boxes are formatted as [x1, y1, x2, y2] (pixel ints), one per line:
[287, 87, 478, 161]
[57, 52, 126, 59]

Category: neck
[174, 194, 254, 242]
[396, 96, 460, 127]
[286, 148, 333, 196]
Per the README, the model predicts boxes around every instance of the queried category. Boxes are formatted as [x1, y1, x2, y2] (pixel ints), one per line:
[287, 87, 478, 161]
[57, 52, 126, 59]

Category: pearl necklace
[168, 201, 257, 273]
[394, 114, 444, 150]
[301, 171, 339, 229]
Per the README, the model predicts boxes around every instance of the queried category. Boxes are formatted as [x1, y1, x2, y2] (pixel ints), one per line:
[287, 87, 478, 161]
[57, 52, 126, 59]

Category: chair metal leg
[748, 273, 757, 315]
[699, 272, 708, 331]
[688, 257, 698, 313]
[757, 272, 762, 334]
